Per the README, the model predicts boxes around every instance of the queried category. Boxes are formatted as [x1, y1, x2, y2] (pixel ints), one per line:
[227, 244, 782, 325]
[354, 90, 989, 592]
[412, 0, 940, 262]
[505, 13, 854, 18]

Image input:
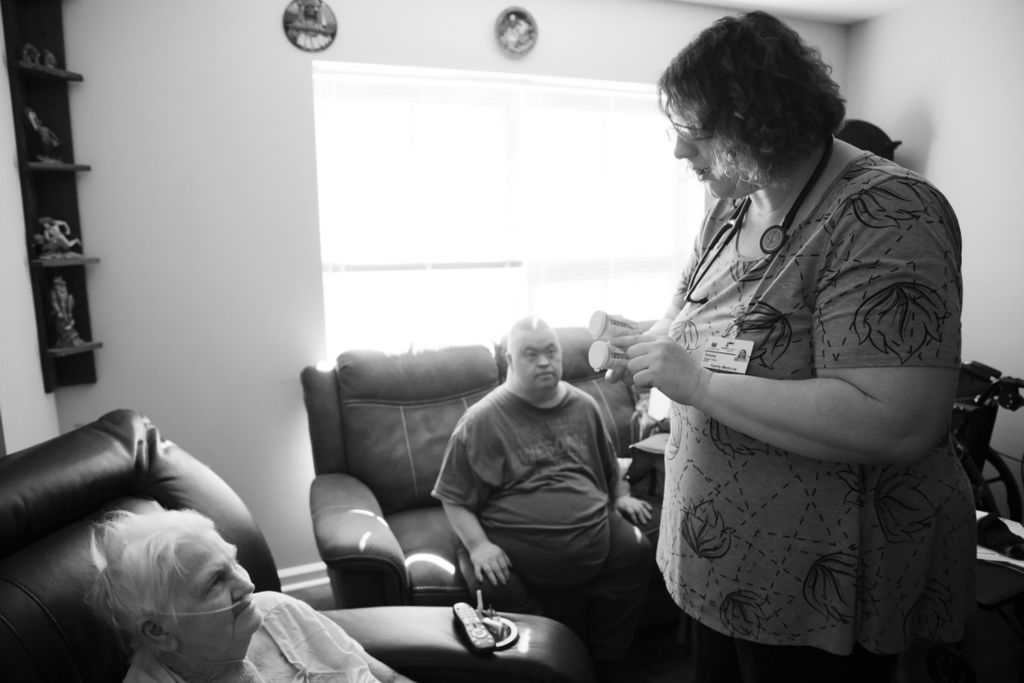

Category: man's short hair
[504, 316, 554, 354]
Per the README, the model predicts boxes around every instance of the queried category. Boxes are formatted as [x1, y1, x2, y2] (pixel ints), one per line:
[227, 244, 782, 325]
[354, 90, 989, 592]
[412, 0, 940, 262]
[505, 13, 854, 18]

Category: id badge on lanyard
[700, 335, 753, 374]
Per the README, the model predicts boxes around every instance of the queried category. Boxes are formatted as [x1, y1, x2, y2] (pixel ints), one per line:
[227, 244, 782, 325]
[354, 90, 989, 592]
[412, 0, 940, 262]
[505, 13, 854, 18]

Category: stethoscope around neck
[683, 139, 834, 306]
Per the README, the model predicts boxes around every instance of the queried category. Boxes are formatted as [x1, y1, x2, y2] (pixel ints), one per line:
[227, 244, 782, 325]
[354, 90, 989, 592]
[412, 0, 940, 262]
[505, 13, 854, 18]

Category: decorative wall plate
[283, 0, 338, 53]
[495, 7, 537, 58]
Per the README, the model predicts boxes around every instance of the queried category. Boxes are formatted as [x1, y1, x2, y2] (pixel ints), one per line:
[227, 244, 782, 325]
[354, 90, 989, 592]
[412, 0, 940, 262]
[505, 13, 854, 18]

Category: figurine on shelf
[20, 43, 40, 65]
[41, 49, 59, 70]
[25, 108, 63, 162]
[34, 217, 83, 259]
[20, 43, 61, 70]
[49, 276, 85, 348]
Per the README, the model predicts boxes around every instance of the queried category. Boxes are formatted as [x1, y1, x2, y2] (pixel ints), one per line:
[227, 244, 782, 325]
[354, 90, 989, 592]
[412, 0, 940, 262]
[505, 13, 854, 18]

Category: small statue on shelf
[49, 276, 86, 348]
[25, 108, 63, 162]
[41, 49, 59, 70]
[34, 217, 83, 259]
[20, 43, 40, 65]
[19, 43, 60, 70]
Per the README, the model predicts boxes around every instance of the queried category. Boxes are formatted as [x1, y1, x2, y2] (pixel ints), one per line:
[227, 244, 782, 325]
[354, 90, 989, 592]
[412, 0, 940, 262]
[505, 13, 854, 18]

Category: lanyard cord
[760, 139, 834, 254]
[683, 138, 834, 305]
[684, 198, 750, 305]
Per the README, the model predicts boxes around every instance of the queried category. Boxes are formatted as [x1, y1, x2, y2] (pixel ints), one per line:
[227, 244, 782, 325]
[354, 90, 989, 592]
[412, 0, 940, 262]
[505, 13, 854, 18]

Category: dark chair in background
[836, 118, 902, 160]
[302, 341, 500, 609]
[0, 409, 595, 683]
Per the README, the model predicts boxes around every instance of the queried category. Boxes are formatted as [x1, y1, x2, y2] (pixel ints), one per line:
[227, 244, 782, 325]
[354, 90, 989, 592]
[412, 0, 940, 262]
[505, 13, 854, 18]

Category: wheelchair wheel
[980, 446, 1023, 522]
[958, 443, 1002, 517]
[926, 646, 976, 683]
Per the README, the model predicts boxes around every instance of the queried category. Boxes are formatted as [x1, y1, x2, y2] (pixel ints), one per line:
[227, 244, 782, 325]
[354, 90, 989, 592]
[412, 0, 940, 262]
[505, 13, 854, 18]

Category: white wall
[846, 0, 1024, 462]
[0, 25, 60, 452]
[6, 0, 845, 567]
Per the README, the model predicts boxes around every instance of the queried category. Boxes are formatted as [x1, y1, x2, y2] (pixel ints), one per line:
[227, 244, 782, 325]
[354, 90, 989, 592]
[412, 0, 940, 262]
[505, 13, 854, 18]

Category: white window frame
[312, 62, 704, 355]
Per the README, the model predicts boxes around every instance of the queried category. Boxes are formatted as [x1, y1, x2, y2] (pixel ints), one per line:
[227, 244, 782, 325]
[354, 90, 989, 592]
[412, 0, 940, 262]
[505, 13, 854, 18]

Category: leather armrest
[310, 473, 408, 597]
[325, 606, 597, 683]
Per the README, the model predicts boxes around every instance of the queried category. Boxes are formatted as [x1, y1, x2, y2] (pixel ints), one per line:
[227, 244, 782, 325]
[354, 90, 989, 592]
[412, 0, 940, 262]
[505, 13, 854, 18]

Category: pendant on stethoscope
[760, 225, 786, 254]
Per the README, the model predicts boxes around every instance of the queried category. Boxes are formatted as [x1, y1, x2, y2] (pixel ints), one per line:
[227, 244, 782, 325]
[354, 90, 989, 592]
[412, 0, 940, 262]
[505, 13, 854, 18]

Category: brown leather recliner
[300, 326, 647, 610]
[0, 409, 595, 683]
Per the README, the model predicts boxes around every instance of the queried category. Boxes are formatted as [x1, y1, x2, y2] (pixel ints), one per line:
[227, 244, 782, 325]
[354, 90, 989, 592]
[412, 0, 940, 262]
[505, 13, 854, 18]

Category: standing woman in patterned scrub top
[607, 11, 975, 683]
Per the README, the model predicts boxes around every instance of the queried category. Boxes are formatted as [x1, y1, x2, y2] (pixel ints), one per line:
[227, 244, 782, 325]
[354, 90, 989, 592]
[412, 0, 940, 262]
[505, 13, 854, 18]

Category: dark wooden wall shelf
[27, 161, 91, 172]
[46, 341, 103, 358]
[34, 256, 100, 267]
[3, 0, 102, 392]
[17, 61, 82, 81]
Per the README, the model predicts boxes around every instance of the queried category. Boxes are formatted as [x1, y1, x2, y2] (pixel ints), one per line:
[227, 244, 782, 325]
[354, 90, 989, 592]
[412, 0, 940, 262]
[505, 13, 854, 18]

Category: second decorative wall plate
[283, 0, 338, 52]
[495, 7, 537, 58]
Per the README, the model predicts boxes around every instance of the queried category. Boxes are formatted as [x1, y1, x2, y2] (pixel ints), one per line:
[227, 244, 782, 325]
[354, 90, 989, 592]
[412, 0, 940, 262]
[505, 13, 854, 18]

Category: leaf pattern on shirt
[731, 257, 770, 284]
[873, 468, 936, 543]
[709, 418, 770, 459]
[670, 317, 701, 350]
[903, 579, 955, 641]
[803, 552, 857, 622]
[834, 465, 865, 508]
[853, 282, 948, 363]
[720, 589, 768, 638]
[680, 498, 732, 559]
[725, 301, 792, 369]
[846, 183, 926, 230]
[666, 408, 686, 462]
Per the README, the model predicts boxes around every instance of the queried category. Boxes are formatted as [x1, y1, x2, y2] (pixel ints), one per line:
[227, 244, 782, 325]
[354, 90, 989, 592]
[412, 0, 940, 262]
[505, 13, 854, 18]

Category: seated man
[432, 316, 653, 673]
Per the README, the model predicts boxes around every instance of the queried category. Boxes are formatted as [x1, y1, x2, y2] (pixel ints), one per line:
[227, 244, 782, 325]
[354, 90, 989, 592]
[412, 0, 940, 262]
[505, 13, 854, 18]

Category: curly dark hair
[658, 11, 845, 187]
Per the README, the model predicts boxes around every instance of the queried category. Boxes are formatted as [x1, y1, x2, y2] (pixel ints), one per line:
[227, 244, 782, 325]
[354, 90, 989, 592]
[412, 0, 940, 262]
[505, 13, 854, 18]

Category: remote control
[452, 602, 496, 654]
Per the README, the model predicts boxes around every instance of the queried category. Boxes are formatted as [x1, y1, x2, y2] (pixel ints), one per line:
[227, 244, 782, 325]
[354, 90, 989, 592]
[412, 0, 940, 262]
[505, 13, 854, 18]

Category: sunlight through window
[313, 62, 704, 356]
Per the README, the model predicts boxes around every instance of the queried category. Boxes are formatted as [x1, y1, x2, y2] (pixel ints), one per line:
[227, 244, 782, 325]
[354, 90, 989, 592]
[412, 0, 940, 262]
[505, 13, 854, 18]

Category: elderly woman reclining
[87, 507, 415, 683]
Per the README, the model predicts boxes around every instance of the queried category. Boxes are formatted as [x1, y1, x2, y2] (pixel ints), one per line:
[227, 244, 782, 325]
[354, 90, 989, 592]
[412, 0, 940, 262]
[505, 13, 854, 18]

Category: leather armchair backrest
[302, 328, 639, 514]
[0, 409, 280, 683]
[329, 345, 500, 514]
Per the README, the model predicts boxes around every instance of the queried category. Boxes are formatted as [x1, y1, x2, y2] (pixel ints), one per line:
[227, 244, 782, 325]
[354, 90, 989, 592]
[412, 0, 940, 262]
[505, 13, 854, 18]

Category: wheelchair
[926, 361, 1024, 683]
[952, 361, 1024, 523]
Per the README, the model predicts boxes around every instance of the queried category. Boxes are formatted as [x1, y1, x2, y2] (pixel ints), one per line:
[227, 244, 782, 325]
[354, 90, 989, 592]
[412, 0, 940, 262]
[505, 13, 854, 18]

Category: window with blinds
[312, 62, 703, 355]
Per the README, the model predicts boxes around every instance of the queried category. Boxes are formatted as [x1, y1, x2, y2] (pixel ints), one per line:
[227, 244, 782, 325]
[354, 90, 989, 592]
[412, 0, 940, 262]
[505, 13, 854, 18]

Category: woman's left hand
[617, 334, 709, 407]
[615, 494, 653, 526]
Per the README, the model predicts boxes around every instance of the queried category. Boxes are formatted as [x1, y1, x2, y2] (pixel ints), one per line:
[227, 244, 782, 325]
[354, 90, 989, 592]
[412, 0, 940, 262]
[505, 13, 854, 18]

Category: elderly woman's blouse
[123, 592, 380, 682]
[657, 153, 975, 655]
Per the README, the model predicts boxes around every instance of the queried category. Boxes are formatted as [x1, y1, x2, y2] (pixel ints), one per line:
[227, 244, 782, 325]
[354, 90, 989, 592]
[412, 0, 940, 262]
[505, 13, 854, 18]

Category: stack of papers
[976, 510, 1024, 574]
[629, 432, 669, 455]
